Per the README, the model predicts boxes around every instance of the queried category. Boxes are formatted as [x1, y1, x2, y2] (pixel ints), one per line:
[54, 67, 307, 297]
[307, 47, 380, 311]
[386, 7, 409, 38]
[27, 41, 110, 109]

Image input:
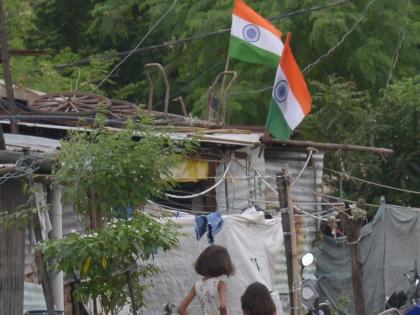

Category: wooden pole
[277, 170, 301, 315]
[0, 0, 18, 134]
[338, 205, 366, 315]
[261, 138, 394, 157]
[30, 189, 56, 315]
[220, 57, 230, 124]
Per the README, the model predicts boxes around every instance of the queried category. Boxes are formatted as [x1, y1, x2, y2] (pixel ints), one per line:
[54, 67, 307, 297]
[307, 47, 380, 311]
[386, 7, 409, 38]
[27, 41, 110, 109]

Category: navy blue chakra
[243, 24, 260, 42]
[274, 80, 289, 103]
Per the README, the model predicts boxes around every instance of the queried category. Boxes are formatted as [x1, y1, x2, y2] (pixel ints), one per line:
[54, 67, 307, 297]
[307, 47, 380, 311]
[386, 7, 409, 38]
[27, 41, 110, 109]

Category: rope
[323, 166, 420, 195]
[92, 0, 179, 92]
[293, 205, 329, 222]
[165, 160, 232, 199]
[291, 149, 314, 186]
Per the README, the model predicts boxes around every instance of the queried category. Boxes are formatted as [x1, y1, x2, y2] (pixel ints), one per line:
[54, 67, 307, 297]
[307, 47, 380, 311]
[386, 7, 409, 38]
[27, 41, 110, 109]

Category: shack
[0, 78, 392, 314]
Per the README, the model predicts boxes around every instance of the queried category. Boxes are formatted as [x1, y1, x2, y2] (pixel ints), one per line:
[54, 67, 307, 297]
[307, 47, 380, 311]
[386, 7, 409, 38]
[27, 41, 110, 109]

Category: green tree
[7, 0, 418, 122]
[41, 117, 192, 314]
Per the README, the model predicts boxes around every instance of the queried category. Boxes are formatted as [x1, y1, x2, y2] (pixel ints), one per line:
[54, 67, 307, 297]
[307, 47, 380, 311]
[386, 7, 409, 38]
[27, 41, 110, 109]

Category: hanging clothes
[195, 212, 224, 244]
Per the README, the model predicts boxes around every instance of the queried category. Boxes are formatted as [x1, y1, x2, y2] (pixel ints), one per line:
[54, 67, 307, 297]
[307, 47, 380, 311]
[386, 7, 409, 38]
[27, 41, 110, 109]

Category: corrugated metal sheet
[215, 147, 266, 213]
[4, 133, 60, 153]
[0, 179, 27, 315]
[264, 147, 324, 312]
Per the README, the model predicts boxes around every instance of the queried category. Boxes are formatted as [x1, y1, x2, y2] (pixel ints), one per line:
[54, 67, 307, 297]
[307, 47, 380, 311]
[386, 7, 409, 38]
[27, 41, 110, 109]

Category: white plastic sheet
[141, 209, 284, 315]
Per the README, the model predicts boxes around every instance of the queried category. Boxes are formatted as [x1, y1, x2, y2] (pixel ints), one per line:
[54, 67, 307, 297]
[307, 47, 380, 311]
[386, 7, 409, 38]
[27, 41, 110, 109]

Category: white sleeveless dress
[194, 277, 222, 315]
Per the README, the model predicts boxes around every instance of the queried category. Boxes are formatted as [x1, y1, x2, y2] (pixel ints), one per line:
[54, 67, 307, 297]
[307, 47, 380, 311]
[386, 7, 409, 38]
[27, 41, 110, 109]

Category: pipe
[50, 185, 64, 312]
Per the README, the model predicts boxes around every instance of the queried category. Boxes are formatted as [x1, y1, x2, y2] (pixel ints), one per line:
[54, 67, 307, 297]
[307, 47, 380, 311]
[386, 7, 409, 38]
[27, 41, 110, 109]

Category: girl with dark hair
[178, 245, 235, 315]
[241, 282, 276, 315]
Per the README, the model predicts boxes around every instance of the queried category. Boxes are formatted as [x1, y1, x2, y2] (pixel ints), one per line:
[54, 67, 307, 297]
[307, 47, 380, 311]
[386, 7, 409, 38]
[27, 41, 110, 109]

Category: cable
[54, 0, 351, 69]
[302, 0, 377, 73]
[165, 160, 232, 199]
[92, 0, 179, 92]
[385, 0, 411, 91]
[234, 0, 377, 96]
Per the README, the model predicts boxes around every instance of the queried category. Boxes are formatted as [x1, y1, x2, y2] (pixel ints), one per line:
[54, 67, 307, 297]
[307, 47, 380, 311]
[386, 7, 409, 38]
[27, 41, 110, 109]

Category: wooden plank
[338, 207, 366, 315]
[277, 171, 301, 315]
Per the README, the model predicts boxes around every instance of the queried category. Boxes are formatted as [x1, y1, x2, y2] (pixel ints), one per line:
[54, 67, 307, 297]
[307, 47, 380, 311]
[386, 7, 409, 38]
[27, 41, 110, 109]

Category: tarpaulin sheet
[316, 204, 420, 315]
[170, 159, 209, 183]
[141, 209, 285, 315]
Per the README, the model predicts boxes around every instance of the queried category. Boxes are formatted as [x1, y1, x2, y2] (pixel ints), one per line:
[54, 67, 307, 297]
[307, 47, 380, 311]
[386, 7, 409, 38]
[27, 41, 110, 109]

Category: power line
[385, 0, 411, 91]
[302, 0, 377, 73]
[55, 0, 351, 69]
[91, 0, 179, 92]
[230, 0, 377, 96]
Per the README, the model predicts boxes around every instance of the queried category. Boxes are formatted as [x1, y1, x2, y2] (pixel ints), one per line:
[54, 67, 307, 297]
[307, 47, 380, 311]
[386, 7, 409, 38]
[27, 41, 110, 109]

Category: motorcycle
[300, 253, 333, 315]
[385, 265, 420, 315]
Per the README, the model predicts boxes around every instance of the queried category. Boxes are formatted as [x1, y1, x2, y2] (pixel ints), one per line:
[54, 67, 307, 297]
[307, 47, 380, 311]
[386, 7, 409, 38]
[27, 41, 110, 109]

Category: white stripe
[231, 15, 283, 56]
[272, 67, 305, 129]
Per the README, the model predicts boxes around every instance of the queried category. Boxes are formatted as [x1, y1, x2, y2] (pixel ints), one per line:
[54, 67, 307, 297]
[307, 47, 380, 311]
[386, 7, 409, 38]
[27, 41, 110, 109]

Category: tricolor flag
[266, 33, 312, 140]
[229, 0, 283, 68]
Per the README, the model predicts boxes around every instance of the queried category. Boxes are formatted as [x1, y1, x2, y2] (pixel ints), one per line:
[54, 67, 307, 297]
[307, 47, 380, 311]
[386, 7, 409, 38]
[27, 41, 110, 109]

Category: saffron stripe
[233, 0, 282, 38]
[280, 33, 312, 115]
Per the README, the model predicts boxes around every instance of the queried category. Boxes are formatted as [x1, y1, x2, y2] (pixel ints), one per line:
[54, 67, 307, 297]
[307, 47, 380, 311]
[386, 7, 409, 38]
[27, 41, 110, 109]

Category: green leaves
[53, 118, 187, 219]
[41, 212, 181, 314]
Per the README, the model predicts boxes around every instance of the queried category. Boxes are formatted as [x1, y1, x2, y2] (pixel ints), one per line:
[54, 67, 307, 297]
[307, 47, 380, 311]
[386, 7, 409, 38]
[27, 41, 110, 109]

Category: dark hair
[241, 282, 276, 315]
[194, 245, 235, 277]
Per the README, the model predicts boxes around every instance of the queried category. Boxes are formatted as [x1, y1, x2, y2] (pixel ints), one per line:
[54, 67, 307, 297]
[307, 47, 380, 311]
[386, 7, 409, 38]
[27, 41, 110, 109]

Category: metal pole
[50, 185, 64, 312]
[0, 122, 5, 149]
[0, 0, 18, 133]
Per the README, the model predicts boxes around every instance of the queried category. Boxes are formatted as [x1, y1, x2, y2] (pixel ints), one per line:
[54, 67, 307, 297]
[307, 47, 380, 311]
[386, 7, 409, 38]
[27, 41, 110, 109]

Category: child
[178, 245, 235, 315]
[241, 282, 276, 315]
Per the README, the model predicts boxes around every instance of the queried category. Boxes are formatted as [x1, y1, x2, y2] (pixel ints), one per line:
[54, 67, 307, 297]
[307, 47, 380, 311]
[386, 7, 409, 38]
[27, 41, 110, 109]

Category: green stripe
[229, 36, 279, 68]
[265, 99, 292, 140]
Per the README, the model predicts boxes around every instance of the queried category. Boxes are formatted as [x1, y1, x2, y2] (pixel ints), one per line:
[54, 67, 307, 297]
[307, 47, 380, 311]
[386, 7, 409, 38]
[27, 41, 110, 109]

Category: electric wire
[54, 0, 351, 69]
[385, 0, 411, 91]
[302, 0, 377, 73]
[236, 0, 378, 95]
[92, 0, 179, 92]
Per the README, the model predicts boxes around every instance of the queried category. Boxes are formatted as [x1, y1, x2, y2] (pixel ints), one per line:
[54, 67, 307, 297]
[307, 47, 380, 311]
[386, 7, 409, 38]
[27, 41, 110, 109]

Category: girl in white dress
[178, 245, 235, 315]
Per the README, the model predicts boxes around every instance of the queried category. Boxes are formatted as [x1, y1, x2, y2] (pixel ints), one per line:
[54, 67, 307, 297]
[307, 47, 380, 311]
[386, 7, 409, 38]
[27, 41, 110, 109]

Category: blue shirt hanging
[194, 212, 224, 244]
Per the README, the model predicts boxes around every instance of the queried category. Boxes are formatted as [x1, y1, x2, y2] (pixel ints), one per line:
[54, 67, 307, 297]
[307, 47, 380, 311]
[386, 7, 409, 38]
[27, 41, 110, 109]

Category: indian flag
[229, 0, 283, 68]
[266, 33, 312, 140]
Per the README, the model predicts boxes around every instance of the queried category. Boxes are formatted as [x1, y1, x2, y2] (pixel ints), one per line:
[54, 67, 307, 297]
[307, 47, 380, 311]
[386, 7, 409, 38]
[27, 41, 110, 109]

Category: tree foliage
[40, 116, 192, 313]
[3, 0, 420, 207]
[53, 117, 186, 218]
[42, 212, 180, 314]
